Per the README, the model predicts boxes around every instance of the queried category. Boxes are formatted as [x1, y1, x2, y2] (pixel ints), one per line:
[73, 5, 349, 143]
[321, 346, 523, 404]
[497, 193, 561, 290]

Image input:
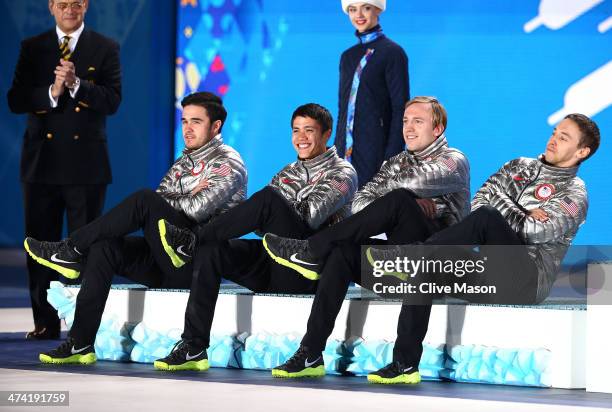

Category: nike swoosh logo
[51, 254, 77, 265]
[186, 351, 203, 361]
[71, 345, 91, 354]
[176, 245, 190, 257]
[290, 253, 317, 266]
[304, 356, 321, 368]
[402, 367, 414, 373]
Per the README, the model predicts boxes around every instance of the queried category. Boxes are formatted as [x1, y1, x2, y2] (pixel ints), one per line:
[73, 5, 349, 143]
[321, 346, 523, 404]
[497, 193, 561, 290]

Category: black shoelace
[166, 340, 189, 361]
[45, 239, 79, 260]
[372, 245, 405, 261]
[171, 226, 196, 254]
[283, 346, 308, 367]
[381, 360, 412, 374]
[52, 338, 76, 355]
[278, 237, 310, 259]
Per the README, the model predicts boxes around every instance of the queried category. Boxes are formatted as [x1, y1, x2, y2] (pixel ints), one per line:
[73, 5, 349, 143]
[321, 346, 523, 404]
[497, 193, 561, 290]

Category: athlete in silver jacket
[352, 134, 470, 227]
[157, 134, 247, 223]
[338, 114, 600, 382]
[269, 146, 358, 229]
[471, 155, 587, 302]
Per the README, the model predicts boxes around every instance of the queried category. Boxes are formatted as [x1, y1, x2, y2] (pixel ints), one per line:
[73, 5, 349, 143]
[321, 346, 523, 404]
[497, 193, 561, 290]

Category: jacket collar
[537, 154, 579, 178]
[68, 28, 92, 63]
[412, 134, 449, 160]
[184, 134, 223, 158]
[298, 146, 338, 169]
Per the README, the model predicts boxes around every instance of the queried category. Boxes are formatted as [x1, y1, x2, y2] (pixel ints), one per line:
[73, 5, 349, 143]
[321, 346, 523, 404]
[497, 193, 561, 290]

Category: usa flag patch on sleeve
[211, 162, 231, 177]
[331, 178, 349, 195]
[440, 156, 457, 172]
[560, 196, 579, 217]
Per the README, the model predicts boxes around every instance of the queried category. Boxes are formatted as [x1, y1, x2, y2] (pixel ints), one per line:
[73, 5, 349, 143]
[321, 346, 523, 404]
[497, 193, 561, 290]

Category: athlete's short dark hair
[291, 103, 333, 133]
[181, 92, 227, 131]
[565, 113, 600, 161]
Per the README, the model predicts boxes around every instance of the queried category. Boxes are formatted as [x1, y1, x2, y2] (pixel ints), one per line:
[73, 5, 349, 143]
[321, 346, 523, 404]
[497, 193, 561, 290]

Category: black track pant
[182, 187, 316, 348]
[68, 189, 193, 345]
[299, 189, 436, 360]
[23, 182, 106, 333]
[302, 197, 538, 367]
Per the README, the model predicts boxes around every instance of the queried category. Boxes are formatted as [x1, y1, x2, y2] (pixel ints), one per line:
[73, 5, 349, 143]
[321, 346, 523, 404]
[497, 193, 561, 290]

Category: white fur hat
[341, 0, 386, 14]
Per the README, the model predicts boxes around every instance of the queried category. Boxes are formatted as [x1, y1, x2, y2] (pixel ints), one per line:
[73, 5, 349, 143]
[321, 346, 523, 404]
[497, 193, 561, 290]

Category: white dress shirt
[48, 23, 85, 107]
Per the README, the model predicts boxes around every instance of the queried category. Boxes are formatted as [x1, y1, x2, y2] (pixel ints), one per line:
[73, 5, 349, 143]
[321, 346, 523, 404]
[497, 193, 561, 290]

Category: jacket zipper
[180, 154, 195, 194]
[516, 166, 541, 204]
[302, 163, 310, 183]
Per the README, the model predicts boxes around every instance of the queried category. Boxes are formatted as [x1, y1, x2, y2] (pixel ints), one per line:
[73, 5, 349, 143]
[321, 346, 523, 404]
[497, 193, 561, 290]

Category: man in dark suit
[7, 0, 121, 340]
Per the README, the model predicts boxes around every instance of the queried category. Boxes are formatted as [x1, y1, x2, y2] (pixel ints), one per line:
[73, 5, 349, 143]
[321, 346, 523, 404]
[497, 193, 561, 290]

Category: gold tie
[59, 36, 72, 60]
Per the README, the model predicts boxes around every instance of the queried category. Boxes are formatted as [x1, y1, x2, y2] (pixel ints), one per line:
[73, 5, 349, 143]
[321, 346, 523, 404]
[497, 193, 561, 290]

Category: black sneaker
[271, 345, 324, 378]
[158, 219, 196, 268]
[154, 340, 209, 371]
[24, 238, 82, 279]
[365, 245, 410, 281]
[367, 361, 421, 384]
[262, 233, 321, 280]
[26, 326, 60, 340]
[39, 338, 96, 365]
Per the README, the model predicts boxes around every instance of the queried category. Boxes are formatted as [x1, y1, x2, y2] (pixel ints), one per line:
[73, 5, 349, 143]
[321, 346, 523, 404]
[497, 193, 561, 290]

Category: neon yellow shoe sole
[153, 359, 209, 371]
[262, 236, 320, 281]
[24, 239, 80, 280]
[365, 247, 408, 281]
[367, 371, 421, 384]
[271, 365, 325, 378]
[158, 219, 186, 268]
[39, 353, 96, 365]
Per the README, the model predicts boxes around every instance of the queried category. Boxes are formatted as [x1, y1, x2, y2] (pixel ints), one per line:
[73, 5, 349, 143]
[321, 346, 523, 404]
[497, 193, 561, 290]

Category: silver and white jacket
[269, 146, 358, 230]
[156, 135, 247, 223]
[352, 135, 471, 228]
[471, 156, 588, 302]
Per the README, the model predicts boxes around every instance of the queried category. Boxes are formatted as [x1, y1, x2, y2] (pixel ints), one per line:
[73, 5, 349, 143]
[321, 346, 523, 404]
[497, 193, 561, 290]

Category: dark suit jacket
[7, 29, 121, 185]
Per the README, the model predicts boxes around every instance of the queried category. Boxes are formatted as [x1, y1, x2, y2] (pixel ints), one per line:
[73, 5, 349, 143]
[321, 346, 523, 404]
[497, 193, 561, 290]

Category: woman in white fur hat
[334, 0, 409, 190]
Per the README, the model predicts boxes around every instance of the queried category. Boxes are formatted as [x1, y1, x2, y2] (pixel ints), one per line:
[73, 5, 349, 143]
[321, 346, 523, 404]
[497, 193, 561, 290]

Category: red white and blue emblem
[535, 183, 555, 201]
[191, 161, 205, 176]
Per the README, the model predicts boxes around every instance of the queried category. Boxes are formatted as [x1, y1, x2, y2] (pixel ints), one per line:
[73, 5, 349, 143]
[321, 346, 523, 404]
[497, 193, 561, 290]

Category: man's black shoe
[39, 337, 96, 364]
[158, 219, 196, 268]
[154, 340, 209, 371]
[263, 233, 321, 280]
[367, 361, 421, 384]
[365, 245, 413, 281]
[25, 327, 60, 340]
[271, 345, 324, 378]
[24, 238, 82, 279]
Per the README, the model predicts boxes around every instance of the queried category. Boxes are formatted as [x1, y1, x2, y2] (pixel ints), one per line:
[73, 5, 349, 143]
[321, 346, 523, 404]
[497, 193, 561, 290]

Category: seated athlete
[24, 92, 247, 364]
[259, 95, 471, 379]
[152, 103, 358, 371]
[263, 113, 599, 384]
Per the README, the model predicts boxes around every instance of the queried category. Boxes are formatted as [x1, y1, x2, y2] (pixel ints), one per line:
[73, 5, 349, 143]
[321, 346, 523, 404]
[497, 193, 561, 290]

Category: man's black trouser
[68, 189, 194, 345]
[301, 195, 538, 367]
[299, 189, 437, 363]
[182, 187, 318, 348]
[23, 182, 106, 333]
